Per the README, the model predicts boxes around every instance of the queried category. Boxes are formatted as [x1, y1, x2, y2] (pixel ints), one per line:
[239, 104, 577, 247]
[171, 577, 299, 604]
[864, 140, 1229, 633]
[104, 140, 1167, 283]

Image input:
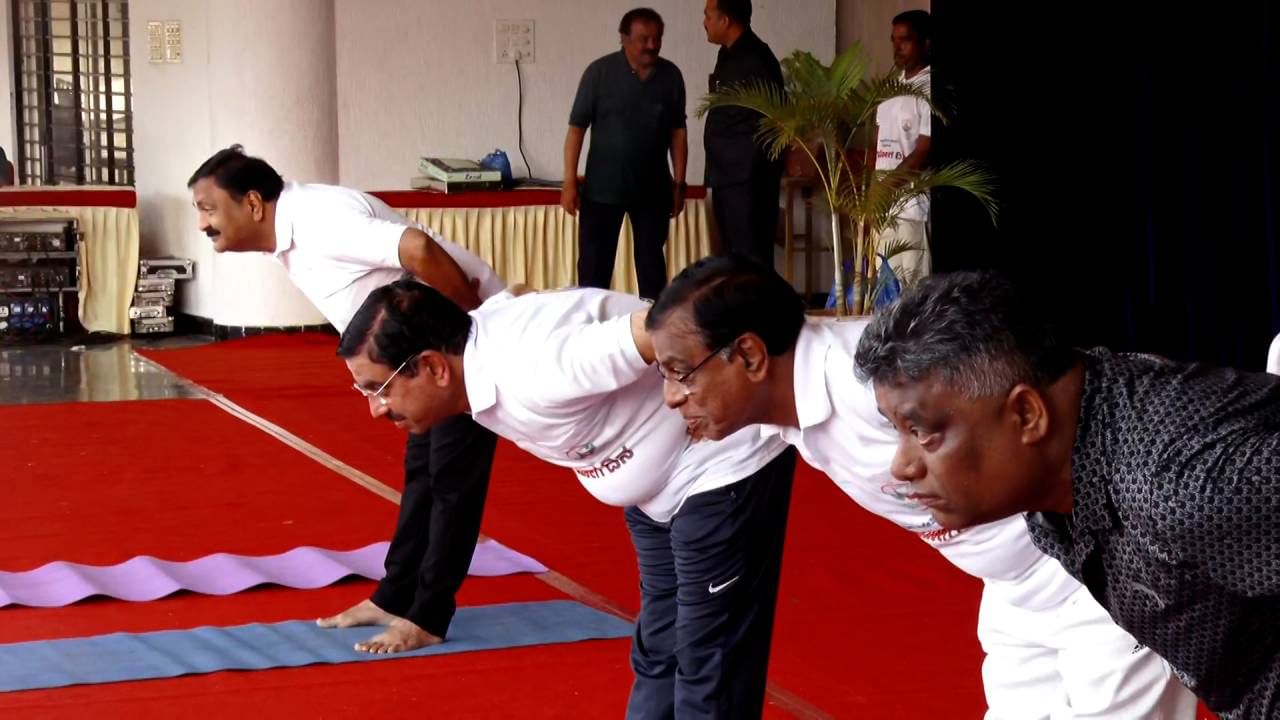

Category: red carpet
[0, 335, 1206, 718]
[138, 334, 409, 489]
[0, 399, 397, 568]
[0, 398, 634, 719]
[135, 335, 992, 717]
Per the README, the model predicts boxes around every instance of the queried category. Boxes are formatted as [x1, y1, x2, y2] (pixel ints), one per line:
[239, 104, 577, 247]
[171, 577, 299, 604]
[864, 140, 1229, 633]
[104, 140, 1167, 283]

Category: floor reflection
[0, 337, 210, 406]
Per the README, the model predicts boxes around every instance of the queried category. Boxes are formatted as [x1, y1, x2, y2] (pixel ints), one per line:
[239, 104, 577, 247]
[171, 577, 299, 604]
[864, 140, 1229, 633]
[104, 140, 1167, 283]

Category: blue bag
[479, 149, 514, 187]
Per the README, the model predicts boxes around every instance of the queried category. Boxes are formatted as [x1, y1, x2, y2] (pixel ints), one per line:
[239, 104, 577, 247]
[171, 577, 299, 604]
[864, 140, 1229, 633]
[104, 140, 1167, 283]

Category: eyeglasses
[656, 343, 731, 396]
[352, 353, 418, 406]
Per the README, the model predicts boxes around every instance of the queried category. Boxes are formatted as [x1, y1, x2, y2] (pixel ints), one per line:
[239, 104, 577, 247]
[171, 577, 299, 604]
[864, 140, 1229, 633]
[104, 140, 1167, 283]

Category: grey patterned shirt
[1026, 349, 1280, 718]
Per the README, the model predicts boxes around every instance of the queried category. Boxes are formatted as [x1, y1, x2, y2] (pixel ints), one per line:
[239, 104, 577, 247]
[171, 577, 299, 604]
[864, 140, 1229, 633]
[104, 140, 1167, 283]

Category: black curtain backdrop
[929, 1, 1280, 371]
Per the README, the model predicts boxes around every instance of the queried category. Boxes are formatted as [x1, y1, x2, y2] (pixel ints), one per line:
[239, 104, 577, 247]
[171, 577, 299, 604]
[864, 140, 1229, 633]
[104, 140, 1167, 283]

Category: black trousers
[369, 413, 498, 637]
[711, 172, 782, 267]
[623, 448, 797, 719]
[577, 197, 671, 300]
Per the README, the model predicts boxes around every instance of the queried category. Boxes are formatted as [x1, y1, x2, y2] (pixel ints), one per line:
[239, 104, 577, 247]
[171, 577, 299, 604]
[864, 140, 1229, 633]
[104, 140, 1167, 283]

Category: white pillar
[207, 0, 338, 328]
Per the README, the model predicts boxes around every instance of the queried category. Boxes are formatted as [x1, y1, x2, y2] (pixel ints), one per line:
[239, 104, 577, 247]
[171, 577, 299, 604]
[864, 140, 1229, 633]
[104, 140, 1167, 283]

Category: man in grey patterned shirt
[854, 271, 1280, 719]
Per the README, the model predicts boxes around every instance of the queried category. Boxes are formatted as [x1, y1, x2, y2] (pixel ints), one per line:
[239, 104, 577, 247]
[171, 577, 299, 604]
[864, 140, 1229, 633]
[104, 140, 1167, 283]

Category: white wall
[129, 0, 217, 318]
[203, 0, 335, 327]
[838, 0, 926, 72]
[13, 0, 838, 325]
[334, 0, 836, 189]
[0, 0, 13, 159]
[130, 0, 333, 325]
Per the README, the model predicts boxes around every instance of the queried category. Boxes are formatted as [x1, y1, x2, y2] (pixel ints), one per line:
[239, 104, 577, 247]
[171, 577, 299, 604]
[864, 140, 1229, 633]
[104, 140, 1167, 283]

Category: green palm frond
[851, 256, 920, 310]
[778, 48, 873, 108]
[825, 46, 872, 99]
[921, 161, 999, 224]
[875, 233, 921, 260]
[839, 161, 998, 232]
[781, 50, 864, 103]
[697, 79, 803, 162]
[775, 49, 875, 150]
[699, 43, 998, 312]
[888, 264, 923, 289]
[851, 75, 941, 129]
[697, 78, 789, 118]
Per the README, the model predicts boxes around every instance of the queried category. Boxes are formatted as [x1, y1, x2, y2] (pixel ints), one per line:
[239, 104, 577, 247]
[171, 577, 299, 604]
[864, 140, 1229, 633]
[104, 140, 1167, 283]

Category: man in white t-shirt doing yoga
[188, 145, 504, 655]
[644, 255, 1198, 719]
[339, 279, 796, 719]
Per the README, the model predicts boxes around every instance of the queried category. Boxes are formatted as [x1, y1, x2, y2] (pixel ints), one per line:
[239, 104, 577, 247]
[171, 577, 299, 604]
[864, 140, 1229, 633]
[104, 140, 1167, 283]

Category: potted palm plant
[699, 44, 998, 315]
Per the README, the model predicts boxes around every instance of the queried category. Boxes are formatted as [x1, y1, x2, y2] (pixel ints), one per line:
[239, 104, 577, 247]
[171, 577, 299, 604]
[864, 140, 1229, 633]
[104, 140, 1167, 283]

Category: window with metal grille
[11, 0, 134, 186]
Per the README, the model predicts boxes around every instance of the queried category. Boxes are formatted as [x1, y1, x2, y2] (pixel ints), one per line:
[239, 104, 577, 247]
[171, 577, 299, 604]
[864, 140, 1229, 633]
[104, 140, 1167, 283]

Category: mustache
[204, 228, 221, 238]
[385, 410, 406, 423]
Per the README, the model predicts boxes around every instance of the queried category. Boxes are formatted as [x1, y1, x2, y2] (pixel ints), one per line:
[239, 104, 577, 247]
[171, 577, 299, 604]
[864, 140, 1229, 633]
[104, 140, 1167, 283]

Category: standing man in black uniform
[702, 0, 785, 266]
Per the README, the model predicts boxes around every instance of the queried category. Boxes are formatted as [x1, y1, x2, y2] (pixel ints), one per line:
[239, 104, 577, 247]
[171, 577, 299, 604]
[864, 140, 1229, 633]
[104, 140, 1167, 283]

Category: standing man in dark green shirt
[562, 7, 688, 301]
[702, 0, 785, 267]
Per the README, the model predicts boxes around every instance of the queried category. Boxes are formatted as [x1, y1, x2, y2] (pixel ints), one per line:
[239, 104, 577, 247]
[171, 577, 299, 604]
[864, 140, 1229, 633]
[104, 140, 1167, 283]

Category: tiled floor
[0, 336, 212, 406]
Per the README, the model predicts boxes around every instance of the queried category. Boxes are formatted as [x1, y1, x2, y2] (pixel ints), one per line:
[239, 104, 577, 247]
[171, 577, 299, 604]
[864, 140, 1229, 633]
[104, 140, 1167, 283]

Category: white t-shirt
[270, 182, 506, 333]
[875, 66, 932, 222]
[760, 316, 1080, 609]
[464, 288, 789, 522]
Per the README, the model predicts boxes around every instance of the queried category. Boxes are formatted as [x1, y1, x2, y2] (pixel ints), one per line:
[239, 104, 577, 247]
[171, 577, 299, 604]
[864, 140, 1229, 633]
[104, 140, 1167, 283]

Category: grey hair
[854, 271, 1076, 398]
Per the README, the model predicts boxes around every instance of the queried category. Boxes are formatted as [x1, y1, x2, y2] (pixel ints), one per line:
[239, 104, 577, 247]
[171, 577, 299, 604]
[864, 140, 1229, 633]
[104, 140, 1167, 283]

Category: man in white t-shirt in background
[188, 146, 505, 655]
[339, 279, 796, 719]
[874, 9, 933, 279]
[645, 255, 1198, 719]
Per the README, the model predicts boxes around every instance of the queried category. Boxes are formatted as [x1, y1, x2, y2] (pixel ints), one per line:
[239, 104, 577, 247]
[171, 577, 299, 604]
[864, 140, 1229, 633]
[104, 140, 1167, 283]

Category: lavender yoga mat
[0, 540, 548, 608]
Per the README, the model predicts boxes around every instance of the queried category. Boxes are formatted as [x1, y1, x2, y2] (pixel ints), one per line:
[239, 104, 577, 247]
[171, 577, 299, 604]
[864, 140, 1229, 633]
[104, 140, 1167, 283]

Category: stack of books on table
[411, 157, 503, 194]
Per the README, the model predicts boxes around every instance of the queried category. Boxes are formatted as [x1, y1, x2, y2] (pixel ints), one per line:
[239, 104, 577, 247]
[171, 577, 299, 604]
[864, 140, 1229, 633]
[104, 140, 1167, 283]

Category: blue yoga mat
[0, 600, 633, 692]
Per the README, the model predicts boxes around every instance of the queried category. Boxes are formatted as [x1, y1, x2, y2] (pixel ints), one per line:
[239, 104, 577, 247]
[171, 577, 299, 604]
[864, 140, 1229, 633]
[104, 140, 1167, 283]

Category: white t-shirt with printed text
[464, 288, 789, 522]
[875, 66, 932, 222]
[760, 316, 1082, 609]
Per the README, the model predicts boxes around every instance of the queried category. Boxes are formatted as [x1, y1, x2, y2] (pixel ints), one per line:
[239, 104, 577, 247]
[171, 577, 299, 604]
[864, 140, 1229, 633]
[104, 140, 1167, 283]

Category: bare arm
[899, 134, 932, 172]
[630, 310, 655, 365]
[856, 125, 878, 177]
[561, 126, 587, 216]
[397, 227, 481, 310]
[670, 128, 688, 186]
[670, 127, 688, 217]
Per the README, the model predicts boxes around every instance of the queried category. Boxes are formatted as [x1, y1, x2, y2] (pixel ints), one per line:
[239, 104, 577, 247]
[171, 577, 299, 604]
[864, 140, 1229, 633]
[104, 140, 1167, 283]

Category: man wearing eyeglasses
[644, 255, 1198, 718]
[187, 145, 506, 655]
[340, 278, 796, 719]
